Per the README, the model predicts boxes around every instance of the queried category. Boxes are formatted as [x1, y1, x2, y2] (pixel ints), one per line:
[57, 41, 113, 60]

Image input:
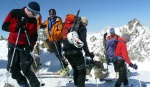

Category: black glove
[85, 52, 95, 59]
[40, 24, 46, 29]
[129, 63, 138, 70]
[25, 45, 34, 52]
[16, 17, 26, 30]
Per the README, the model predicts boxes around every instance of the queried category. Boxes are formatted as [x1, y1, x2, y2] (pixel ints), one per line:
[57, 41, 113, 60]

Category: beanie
[110, 28, 115, 33]
[81, 17, 88, 25]
[122, 33, 130, 41]
[49, 9, 56, 15]
[27, 1, 40, 14]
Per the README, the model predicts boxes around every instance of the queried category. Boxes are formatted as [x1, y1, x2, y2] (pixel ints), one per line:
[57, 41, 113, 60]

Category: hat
[81, 17, 88, 25]
[49, 9, 56, 15]
[27, 1, 40, 14]
[110, 28, 115, 33]
[122, 33, 130, 41]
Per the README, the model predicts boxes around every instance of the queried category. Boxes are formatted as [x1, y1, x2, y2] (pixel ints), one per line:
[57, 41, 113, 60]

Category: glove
[40, 24, 46, 28]
[129, 63, 138, 70]
[85, 52, 95, 59]
[16, 17, 26, 29]
[25, 45, 34, 52]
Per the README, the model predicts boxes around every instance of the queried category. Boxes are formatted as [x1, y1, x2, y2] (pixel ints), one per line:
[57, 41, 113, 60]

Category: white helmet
[67, 31, 84, 48]
[81, 17, 88, 25]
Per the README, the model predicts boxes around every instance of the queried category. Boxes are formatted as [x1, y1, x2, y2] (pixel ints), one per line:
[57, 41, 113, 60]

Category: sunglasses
[27, 8, 38, 16]
[32, 12, 38, 16]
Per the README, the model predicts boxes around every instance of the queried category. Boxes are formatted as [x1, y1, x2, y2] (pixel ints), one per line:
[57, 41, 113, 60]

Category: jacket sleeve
[121, 43, 131, 64]
[2, 10, 18, 32]
[79, 27, 90, 54]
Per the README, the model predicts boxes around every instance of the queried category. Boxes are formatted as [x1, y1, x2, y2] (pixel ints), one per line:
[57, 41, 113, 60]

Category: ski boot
[58, 66, 70, 76]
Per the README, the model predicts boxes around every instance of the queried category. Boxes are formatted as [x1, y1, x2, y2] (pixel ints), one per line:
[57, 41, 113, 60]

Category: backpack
[62, 14, 76, 40]
[104, 38, 118, 63]
[62, 10, 80, 40]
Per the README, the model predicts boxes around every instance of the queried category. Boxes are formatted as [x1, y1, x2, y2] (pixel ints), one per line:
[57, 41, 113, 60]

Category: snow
[0, 39, 150, 87]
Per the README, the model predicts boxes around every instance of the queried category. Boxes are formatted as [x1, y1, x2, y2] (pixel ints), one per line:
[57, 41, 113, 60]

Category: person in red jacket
[2, 1, 40, 87]
[115, 33, 138, 87]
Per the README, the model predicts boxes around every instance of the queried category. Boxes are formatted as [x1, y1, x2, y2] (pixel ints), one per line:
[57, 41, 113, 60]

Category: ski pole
[49, 31, 66, 71]
[24, 29, 45, 87]
[136, 70, 142, 87]
[6, 25, 22, 87]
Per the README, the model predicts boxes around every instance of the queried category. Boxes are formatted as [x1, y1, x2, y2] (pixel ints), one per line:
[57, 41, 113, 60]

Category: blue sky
[0, 0, 150, 38]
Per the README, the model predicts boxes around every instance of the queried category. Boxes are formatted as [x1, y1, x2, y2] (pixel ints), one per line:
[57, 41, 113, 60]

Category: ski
[37, 72, 71, 76]
[38, 72, 60, 75]
[100, 78, 116, 82]
[37, 75, 73, 78]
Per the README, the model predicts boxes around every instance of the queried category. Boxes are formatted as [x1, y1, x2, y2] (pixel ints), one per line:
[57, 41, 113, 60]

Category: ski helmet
[67, 31, 84, 48]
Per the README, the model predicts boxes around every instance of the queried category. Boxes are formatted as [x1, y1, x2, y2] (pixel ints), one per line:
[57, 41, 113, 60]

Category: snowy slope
[0, 40, 150, 87]
[0, 19, 150, 87]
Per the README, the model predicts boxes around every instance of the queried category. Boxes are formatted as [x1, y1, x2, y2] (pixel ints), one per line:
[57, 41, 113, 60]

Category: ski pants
[65, 50, 86, 87]
[7, 44, 40, 87]
[50, 41, 68, 68]
[115, 60, 128, 87]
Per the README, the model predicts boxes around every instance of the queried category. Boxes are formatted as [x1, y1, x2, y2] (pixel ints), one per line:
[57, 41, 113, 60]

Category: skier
[63, 16, 94, 87]
[114, 33, 138, 87]
[2, 1, 40, 87]
[40, 9, 69, 75]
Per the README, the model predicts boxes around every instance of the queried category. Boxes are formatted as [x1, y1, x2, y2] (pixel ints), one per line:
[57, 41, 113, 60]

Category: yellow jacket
[43, 17, 63, 42]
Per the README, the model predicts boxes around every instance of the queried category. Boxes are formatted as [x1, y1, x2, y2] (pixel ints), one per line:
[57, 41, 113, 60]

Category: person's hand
[129, 63, 138, 70]
[40, 24, 46, 29]
[17, 17, 26, 29]
[85, 52, 95, 59]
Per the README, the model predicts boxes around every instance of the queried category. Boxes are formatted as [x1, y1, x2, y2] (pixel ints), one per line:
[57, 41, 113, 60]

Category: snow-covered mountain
[87, 18, 150, 63]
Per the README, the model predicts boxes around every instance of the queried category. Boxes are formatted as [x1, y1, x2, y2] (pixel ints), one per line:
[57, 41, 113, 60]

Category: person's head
[81, 17, 88, 27]
[121, 33, 130, 43]
[25, 1, 40, 18]
[109, 28, 115, 35]
[49, 9, 56, 19]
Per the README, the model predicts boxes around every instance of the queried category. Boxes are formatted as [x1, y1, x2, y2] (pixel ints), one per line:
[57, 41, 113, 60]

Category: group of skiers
[1, 1, 138, 87]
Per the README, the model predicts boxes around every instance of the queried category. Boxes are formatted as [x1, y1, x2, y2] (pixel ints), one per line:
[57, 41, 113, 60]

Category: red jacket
[2, 7, 38, 46]
[115, 38, 131, 64]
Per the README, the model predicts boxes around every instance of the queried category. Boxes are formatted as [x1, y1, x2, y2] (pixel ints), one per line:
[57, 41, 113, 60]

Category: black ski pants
[50, 41, 68, 68]
[115, 60, 128, 87]
[65, 50, 86, 87]
[7, 46, 40, 87]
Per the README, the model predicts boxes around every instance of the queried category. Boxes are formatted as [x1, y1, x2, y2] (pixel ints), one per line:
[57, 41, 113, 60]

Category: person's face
[26, 8, 38, 18]
[110, 32, 115, 36]
[83, 23, 87, 27]
[49, 12, 56, 19]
